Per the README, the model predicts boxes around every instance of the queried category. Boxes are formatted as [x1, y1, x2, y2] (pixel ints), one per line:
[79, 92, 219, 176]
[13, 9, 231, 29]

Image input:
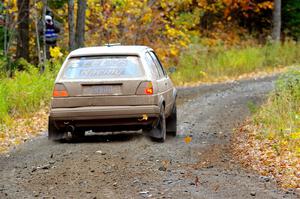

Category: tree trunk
[272, 0, 281, 41]
[68, 0, 75, 51]
[75, 0, 87, 48]
[41, 0, 47, 72]
[16, 0, 30, 60]
[4, 12, 8, 56]
[33, 0, 41, 65]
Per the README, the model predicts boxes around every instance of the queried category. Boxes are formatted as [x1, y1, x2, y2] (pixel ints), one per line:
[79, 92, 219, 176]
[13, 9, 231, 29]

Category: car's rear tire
[166, 103, 177, 136]
[152, 106, 166, 143]
[48, 118, 64, 141]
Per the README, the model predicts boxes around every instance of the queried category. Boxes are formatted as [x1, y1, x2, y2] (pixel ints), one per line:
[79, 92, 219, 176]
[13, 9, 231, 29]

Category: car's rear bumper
[50, 105, 160, 120]
[49, 105, 160, 132]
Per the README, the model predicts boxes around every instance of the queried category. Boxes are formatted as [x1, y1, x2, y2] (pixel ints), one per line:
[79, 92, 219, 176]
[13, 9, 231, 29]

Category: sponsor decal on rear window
[61, 56, 143, 79]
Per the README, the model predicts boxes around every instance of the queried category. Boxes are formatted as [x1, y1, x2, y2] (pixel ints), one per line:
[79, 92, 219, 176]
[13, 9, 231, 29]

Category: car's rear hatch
[51, 55, 155, 108]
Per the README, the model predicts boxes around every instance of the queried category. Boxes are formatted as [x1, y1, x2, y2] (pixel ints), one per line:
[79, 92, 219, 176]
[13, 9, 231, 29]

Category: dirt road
[0, 76, 298, 199]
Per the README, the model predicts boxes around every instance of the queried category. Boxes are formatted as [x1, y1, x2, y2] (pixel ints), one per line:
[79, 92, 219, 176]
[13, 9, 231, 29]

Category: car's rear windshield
[61, 56, 144, 80]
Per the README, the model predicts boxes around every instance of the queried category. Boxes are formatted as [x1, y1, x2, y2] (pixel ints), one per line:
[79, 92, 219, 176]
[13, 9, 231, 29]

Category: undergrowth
[0, 60, 60, 124]
[171, 41, 300, 85]
[233, 68, 300, 188]
[254, 69, 300, 154]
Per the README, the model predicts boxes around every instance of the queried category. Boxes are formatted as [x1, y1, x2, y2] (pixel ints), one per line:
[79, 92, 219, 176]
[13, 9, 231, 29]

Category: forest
[0, 0, 299, 190]
[1, 0, 300, 69]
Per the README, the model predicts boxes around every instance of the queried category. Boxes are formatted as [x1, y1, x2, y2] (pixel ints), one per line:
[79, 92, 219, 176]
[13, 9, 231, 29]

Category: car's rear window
[61, 56, 144, 80]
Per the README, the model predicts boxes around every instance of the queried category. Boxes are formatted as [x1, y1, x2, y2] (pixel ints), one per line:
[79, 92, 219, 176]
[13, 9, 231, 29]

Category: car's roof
[69, 45, 152, 57]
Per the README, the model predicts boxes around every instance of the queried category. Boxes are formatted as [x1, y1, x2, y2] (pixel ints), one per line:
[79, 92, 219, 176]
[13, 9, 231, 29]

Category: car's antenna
[105, 43, 121, 47]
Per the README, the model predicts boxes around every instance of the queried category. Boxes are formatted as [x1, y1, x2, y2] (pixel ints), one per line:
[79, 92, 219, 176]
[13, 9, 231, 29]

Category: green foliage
[170, 41, 300, 85]
[0, 54, 7, 77]
[0, 61, 60, 123]
[48, 0, 67, 9]
[254, 68, 300, 151]
[247, 101, 258, 114]
[283, 0, 300, 40]
[263, 41, 300, 66]
[0, 27, 4, 51]
[0, 2, 3, 11]
[13, 58, 33, 71]
[0, 57, 41, 78]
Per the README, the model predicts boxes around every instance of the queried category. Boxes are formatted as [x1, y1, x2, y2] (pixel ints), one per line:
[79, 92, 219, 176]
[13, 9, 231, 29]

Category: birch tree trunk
[68, 0, 75, 51]
[16, 0, 30, 60]
[272, 0, 281, 41]
[75, 0, 87, 48]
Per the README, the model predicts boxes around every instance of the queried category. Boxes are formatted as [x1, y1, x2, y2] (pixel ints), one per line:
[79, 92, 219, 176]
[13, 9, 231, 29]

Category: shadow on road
[57, 131, 143, 144]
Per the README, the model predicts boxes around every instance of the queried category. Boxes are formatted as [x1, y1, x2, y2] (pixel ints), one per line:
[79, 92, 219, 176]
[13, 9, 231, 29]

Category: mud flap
[166, 105, 177, 135]
[144, 118, 162, 139]
[147, 127, 163, 139]
[166, 119, 176, 132]
[48, 118, 65, 141]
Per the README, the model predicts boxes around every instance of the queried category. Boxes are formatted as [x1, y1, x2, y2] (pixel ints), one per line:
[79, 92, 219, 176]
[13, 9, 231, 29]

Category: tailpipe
[66, 125, 75, 133]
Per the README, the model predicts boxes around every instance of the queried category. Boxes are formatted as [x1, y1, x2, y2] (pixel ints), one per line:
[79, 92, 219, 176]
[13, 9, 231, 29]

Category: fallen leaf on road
[184, 136, 192, 144]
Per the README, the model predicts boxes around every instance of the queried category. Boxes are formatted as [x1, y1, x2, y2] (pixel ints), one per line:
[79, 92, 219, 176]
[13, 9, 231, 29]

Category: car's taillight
[53, 83, 69, 97]
[136, 81, 154, 95]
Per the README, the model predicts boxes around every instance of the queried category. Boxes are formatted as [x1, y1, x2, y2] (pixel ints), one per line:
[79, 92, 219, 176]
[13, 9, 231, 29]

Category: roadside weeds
[0, 109, 48, 153]
[232, 121, 300, 190]
[232, 68, 300, 191]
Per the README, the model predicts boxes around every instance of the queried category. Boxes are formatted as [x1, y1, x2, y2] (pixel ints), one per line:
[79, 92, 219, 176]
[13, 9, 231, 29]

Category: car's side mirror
[168, 67, 176, 74]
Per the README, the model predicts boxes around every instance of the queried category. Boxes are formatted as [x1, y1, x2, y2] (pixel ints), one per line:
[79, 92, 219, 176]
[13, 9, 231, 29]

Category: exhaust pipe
[66, 125, 75, 133]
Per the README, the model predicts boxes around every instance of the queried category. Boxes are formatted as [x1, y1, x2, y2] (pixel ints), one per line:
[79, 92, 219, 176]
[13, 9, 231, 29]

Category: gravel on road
[0, 76, 298, 199]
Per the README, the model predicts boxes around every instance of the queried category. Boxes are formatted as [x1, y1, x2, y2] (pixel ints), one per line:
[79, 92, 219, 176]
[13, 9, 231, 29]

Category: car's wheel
[166, 103, 177, 136]
[154, 106, 167, 142]
[48, 118, 64, 141]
